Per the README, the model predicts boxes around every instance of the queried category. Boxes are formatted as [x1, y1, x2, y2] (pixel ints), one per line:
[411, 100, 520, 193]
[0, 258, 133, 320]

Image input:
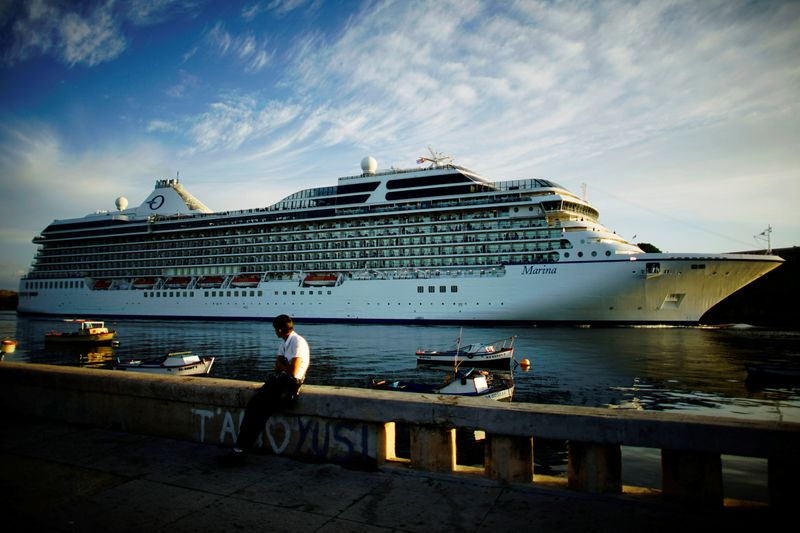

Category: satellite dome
[115, 196, 128, 211]
[361, 156, 377, 175]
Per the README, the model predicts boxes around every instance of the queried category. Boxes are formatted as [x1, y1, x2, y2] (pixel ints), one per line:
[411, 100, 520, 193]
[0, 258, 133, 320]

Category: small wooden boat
[114, 351, 215, 376]
[230, 274, 261, 287]
[302, 273, 340, 287]
[164, 276, 191, 288]
[416, 336, 516, 369]
[45, 320, 117, 344]
[372, 368, 514, 401]
[197, 276, 224, 288]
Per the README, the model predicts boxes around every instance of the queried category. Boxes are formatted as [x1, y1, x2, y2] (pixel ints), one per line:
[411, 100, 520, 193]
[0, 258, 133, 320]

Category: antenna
[416, 146, 453, 168]
[754, 225, 773, 254]
[581, 182, 587, 201]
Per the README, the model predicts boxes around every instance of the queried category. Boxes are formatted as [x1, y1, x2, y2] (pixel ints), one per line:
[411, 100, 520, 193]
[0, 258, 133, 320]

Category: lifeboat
[93, 279, 111, 290]
[197, 276, 224, 288]
[132, 277, 158, 289]
[230, 274, 261, 288]
[302, 273, 340, 287]
[164, 276, 191, 288]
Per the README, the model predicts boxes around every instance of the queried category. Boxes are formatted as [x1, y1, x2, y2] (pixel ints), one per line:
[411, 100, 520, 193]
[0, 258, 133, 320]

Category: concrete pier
[0, 414, 784, 532]
[0, 362, 795, 530]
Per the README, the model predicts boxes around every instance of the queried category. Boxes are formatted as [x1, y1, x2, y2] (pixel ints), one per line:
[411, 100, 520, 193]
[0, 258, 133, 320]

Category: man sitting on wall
[218, 314, 310, 466]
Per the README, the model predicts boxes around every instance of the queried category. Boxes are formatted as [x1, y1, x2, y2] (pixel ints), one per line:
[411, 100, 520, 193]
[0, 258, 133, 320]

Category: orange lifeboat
[164, 276, 191, 288]
[230, 275, 261, 288]
[302, 273, 340, 287]
[197, 276, 224, 288]
[93, 279, 111, 290]
[132, 278, 157, 289]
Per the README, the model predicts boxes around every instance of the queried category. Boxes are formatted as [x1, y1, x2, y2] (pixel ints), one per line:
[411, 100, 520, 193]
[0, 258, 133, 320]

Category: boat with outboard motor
[416, 335, 515, 369]
[372, 368, 514, 401]
[114, 351, 215, 376]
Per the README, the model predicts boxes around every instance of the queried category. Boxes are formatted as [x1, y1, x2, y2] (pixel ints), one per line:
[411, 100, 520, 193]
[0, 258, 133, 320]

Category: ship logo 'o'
[147, 195, 165, 210]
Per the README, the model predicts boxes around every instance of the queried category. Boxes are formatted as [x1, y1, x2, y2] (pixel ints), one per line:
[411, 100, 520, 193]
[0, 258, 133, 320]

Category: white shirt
[277, 330, 310, 382]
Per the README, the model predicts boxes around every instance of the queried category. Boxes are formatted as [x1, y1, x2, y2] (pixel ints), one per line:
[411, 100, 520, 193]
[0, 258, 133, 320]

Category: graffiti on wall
[191, 407, 377, 465]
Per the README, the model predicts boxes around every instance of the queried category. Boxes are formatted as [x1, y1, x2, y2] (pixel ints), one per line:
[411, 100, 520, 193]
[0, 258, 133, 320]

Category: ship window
[169, 292, 174, 297]
[205, 291, 209, 297]
[451, 286, 457, 292]
[250, 291, 255, 297]
[211, 291, 216, 297]
[428, 286, 435, 293]
[283, 291, 287, 295]
[439, 286, 446, 292]
[190, 292, 194, 297]
[386, 174, 473, 190]
[646, 263, 661, 274]
[336, 181, 380, 195]
[300, 291, 304, 295]
[327, 291, 331, 295]
[291, 291, 295, 295]
[691, 264, 706, 270]
[227, 291, 232, 297]
[144, 292, 148, 298]
[418, 286, 424, 293]
[606, 251, 611, 256]
[234, 291, 239, 297]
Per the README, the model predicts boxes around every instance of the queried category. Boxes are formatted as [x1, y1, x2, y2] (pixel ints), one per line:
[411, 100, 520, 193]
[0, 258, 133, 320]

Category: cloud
[2, 0, 124, 66]
[1, 0, 202, 67]
[183, 93, 303, 154]
[0, 123, 172, 288]
[58, 3, 126, 67]
[206, 21, 272, 72]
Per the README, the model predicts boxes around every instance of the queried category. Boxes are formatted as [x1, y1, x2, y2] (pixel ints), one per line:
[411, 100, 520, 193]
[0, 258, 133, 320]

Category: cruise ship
[17, 154, 783, 324]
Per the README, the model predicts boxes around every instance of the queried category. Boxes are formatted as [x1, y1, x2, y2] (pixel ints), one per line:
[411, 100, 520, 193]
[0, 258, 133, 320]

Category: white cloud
[183, 94, 303, 154]
[206, 21, 272, 72]
[58, 3, 126, 67]
[0, 123, 173, 288]
[3, 0, 125, 67]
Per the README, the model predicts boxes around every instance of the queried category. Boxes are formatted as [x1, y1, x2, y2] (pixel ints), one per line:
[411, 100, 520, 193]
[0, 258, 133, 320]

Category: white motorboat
[114, 351, 215, 376]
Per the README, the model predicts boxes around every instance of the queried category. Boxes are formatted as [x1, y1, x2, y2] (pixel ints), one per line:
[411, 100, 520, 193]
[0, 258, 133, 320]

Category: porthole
[591, 251, 597, 257]
[605, 251, 611, 256]
[578, 252, 583, 257]
[564, 252, 570, 258]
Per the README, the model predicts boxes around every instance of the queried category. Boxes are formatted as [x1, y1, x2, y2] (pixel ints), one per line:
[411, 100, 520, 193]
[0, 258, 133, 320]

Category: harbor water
[2, 311, 798, 500]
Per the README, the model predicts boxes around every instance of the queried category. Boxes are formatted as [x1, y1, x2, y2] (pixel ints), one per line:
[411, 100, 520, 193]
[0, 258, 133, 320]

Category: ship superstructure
[17, 155, 783, 324]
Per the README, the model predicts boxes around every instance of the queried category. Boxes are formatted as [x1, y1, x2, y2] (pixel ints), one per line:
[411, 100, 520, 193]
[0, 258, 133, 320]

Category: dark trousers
[235, 372, 301, 452]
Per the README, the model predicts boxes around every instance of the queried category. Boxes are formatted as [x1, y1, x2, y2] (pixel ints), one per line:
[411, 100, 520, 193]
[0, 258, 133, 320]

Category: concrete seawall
[1, 362, 798, 507]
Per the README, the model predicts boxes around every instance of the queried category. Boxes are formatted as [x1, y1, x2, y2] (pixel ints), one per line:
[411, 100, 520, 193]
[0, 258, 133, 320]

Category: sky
[0, 0, 798, 290]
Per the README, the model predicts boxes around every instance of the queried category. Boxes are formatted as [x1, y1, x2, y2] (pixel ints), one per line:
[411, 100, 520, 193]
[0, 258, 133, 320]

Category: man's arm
[274, 355, 291, 372]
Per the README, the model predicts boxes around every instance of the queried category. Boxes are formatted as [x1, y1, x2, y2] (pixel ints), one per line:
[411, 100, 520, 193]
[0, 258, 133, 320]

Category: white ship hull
[17, 254, 781, 324]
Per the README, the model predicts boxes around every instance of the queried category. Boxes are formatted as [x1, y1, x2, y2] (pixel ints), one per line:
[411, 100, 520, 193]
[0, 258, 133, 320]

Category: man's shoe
[217, 449, 247, 467]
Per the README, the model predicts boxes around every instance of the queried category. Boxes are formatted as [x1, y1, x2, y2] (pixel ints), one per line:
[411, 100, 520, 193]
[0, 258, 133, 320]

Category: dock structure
[0, 362, 795, 529]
